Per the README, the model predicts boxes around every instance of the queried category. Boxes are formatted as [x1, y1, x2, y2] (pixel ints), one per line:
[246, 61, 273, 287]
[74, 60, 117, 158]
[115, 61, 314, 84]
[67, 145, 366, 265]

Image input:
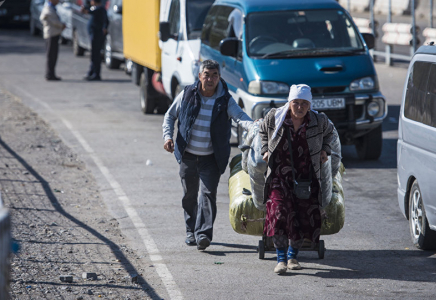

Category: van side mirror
[220, 38, 240, 57]
[160, 22, 171, 42]
[361, 33, 375, 50]
[113, 4, 122, 14]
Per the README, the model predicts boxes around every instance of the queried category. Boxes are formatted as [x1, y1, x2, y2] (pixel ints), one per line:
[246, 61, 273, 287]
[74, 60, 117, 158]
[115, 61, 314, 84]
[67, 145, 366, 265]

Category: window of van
[404, 61, 436, 127]
[186, 0, 214, 39]
[168, 0, 180, 38]
[201, 5, 235, 50]
[246, 9, 364, 58]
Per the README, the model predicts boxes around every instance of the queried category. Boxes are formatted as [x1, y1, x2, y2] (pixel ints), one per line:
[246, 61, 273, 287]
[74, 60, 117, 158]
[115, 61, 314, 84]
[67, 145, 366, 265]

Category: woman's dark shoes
[84, 75, 101, 81]
[185, 233, 196, 246]
[46, 76, 62, 81]
[196, 237, 210, 251]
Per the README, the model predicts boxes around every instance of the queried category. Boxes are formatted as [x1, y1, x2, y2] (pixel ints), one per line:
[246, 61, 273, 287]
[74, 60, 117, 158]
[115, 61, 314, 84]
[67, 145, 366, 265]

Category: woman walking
[259, 84, 338, 274]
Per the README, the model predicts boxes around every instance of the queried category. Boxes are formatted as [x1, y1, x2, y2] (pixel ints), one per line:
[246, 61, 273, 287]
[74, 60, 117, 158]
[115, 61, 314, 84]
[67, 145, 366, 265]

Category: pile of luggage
[228, 120, 345, 236]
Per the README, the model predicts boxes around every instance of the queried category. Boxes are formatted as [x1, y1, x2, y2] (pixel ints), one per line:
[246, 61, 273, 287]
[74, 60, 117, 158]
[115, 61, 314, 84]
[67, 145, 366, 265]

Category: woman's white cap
[288, 84, 312, 103]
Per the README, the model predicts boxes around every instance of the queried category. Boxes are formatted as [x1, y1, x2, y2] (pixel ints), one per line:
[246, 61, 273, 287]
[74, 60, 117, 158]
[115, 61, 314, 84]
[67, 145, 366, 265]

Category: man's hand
[80, 6, 88, 13]
[164, 139, 174, 153]
[262, 152, 268, 163]
[62, 24, 66, 30]
[320, 150, 328, 164]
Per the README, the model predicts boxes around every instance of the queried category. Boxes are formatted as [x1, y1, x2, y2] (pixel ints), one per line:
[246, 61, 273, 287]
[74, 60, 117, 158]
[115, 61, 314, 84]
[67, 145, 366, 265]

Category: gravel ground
[0, 90, 156, 299]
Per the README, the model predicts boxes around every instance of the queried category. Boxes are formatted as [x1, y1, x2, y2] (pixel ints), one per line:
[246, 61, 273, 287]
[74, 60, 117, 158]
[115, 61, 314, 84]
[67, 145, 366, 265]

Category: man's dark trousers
[179, 152, 221, 242]
[45, 35, 60, 79]
[87, 35, 104, 78]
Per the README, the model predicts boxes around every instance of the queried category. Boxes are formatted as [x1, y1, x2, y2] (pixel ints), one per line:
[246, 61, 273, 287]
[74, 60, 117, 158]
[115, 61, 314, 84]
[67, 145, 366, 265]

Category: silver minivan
[397, 44, 436, 250]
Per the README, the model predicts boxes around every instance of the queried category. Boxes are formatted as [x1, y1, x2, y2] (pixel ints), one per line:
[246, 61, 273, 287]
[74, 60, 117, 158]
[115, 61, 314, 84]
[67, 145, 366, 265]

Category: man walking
[40, 0, 65, 81]
[81, 0, 108, 81]
[163, 60, 252, 251]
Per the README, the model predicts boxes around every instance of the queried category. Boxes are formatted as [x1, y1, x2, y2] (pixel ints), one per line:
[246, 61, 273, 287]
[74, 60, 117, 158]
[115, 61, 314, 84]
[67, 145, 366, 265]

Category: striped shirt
[185, 92, 216, 155]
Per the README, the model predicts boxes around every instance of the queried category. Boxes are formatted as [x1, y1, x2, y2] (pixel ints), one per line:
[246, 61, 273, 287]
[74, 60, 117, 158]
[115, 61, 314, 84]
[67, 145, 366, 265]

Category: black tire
[409, 180, 436, 250]
[131, 62, 143, 86]
[30, 17, 40, 36]
[73, 30, 85, 56]
[318, 240, 325, 259]
[258, 240, 265, 259]
[355, 124, 383, 160]
[140, 72, 155, 114]
[104, 35, 122, 69]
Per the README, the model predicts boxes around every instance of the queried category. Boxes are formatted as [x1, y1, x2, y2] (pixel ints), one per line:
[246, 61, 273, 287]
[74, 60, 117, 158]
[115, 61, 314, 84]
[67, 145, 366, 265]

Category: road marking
[8, 87, 183, 300]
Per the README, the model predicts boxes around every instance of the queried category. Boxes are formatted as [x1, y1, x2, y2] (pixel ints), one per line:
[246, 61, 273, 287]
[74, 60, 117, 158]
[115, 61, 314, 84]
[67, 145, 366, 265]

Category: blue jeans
[179, 152, 221, 242]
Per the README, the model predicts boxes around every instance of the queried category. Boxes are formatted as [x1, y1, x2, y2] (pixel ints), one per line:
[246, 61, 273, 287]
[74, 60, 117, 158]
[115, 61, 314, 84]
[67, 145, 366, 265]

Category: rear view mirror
[361, 33, 375, 50]
[220, 38, 240, 57]
[160, 22, 171, 42]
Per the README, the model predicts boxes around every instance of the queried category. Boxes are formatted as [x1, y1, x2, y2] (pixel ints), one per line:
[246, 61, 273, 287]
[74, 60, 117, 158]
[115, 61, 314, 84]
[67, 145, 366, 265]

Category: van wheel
[105, 35, 121, 69]
[73, 30, 85, 56]
[132, 62, 143, 86]
[140, 72, 155, 114]
[409, 180, 436, 250]
[355, 125, 382, 160]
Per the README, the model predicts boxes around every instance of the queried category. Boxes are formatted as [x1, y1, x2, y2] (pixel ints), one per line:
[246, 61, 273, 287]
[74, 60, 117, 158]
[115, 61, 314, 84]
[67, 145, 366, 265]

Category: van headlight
[248, 81, 289, 95]
[367, 101, 380, 116]
[350, 77, 375, 91]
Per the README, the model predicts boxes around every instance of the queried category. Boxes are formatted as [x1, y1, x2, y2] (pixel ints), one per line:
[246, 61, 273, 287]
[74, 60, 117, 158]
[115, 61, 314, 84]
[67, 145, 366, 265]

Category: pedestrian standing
[259, 84, 338, 274]
[163, 59, 253, 251]
[40, 0, 66, 81]
[81, 0, 108, 81]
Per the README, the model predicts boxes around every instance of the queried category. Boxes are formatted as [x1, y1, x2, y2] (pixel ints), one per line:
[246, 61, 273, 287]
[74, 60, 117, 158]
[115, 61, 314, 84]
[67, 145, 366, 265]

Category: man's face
[198, 68, 220, 94]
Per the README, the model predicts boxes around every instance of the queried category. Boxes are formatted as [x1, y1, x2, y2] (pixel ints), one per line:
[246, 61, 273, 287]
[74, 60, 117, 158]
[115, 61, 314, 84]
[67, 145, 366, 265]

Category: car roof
[212, 0, 342, 14]
[415, 44, 436, 56]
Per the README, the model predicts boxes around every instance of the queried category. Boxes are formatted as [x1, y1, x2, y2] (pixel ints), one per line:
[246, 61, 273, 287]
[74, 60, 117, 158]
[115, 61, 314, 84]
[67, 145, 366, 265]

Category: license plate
[312, 98, 345, 110]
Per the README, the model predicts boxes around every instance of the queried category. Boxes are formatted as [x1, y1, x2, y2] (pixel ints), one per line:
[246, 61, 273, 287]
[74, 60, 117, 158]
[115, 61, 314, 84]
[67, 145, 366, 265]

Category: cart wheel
[318, 240, 325, 259]
[258, 240, 265, 259]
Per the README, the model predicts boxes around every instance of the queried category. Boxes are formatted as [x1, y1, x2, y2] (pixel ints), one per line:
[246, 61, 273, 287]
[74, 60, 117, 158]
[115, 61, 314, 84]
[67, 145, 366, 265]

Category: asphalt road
[1, 26, 435, 300]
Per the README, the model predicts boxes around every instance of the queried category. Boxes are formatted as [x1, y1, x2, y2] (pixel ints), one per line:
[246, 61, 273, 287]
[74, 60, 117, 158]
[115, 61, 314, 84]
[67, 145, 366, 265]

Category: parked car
[200, 0, 387, 158]
[104, 0, 124, 69]
[30, 0, 72, 43]
[0, 0, 31, 24]
[71, 0, 108, 56]
[29, 0, 44, 36]
[57, 0, 74, 43]
[397, 44, 436, 250]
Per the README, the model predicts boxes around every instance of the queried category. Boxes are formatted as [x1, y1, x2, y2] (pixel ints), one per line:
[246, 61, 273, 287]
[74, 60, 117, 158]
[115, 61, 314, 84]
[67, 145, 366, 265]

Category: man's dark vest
[174, 79, 232, 174]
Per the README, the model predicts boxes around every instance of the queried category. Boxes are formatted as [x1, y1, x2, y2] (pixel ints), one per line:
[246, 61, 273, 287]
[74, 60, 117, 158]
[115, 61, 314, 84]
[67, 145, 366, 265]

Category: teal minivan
[200, 0, 386, 159]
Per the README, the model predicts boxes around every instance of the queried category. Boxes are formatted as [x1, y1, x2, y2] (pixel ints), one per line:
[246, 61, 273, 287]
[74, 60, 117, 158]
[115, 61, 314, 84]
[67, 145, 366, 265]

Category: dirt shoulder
[0, 90, 156, 299]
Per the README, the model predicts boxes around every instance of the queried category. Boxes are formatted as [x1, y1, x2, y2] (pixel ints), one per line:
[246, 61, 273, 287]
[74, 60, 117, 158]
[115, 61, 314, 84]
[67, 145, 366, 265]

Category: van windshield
[246, 9, 365, 58]
[186, 0, 215, 39]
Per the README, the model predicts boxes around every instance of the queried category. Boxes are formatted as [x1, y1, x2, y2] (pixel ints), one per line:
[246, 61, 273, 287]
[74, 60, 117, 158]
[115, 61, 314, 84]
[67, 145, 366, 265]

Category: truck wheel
[131, 62, 143, 86]
[140, 72, 155, 114]
[409, 180, 436, 250]
[355, 125, 382, 160]
[105, 35, 121, 69]
[73, 30, 85, 56]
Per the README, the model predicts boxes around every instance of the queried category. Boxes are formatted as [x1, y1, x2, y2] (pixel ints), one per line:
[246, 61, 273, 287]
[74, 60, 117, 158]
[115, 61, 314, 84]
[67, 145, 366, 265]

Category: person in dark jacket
[162, 60, 252, 251]
[81, 0, 108, 81]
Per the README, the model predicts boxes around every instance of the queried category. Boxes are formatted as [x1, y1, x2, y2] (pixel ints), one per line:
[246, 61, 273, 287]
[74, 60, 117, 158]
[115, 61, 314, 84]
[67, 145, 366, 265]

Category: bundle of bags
[228, 120, 345, 236]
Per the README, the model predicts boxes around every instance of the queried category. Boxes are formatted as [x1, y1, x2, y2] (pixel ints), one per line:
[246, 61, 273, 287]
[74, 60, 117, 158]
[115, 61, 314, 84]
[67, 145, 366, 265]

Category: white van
[397, 44, 436, 250]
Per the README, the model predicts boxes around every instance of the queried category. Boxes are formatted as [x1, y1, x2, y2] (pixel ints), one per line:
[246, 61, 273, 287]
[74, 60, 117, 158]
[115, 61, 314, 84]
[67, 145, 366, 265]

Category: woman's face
[289, 99, 310, 120]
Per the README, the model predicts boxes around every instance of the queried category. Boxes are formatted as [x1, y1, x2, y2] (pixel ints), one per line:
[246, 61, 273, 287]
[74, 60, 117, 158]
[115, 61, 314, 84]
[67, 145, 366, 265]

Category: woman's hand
[262, 152, 268, 163]
[320, 150, 328, 164]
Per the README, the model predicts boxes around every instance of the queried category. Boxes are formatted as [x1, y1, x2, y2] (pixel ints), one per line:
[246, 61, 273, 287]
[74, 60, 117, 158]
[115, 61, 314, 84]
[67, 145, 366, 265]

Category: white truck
[123, 0, 214, 114]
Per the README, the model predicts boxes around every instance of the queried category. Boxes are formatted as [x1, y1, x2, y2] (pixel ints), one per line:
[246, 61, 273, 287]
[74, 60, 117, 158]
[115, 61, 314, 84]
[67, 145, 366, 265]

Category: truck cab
[200, 0, 387, 160]
[123, 0, 214, 114]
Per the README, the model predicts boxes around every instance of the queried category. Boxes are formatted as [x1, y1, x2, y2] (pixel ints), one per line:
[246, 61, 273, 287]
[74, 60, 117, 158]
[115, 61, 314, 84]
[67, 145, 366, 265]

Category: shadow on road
[0, 137, 163, 299]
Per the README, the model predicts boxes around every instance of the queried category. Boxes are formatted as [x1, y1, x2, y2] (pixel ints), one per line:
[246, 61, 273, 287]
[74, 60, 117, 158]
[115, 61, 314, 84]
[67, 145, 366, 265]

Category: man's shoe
[185, 234, 196, 246]
[274, 262, 287, 274]
[46, 76, 61, 81]
[197, 237, 210, 251]
[287, 258, 302, 270]
[84, 75, 101, 81]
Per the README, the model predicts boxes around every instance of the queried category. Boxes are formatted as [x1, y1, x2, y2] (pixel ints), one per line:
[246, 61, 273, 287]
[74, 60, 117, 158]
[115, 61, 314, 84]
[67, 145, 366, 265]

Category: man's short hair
[199, 59, 220, 75]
